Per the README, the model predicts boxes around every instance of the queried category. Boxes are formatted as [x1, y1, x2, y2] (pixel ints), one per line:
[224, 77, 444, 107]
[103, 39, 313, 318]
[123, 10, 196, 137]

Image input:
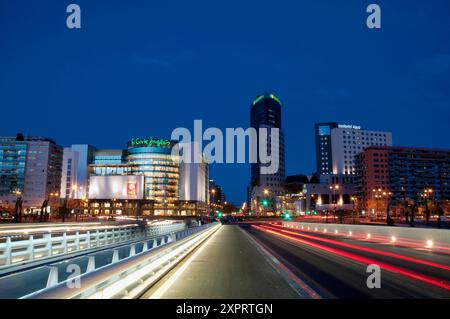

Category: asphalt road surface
[145, 223, 450, 299]
[142, 225, 301, 299]
[247, 223, 450, 298]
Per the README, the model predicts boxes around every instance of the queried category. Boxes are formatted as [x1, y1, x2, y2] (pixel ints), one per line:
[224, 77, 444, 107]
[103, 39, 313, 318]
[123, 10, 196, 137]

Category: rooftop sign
[129, 138, 172, 148]
[338, 124, 361, 130]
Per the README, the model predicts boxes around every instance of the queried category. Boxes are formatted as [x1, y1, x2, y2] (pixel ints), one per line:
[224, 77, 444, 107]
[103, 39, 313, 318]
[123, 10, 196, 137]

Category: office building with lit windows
[178, 145, 209, 215]
[127, 138, 179, 204]
[86, 137, 209, 216]
[0, 135, 63, 209]
[0, 137, 27, 201]
[355, 146, 450, 215]
[209, 179, 225, 206]
[179, 150, 209, 204]
[249, 92, 286, 213]
[315, 123, 392, 176]
[60, 144, 96, 199]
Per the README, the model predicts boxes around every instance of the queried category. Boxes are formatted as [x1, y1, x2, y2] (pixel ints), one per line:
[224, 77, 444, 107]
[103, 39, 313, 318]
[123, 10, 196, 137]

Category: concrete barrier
[282, 221, 450, 248]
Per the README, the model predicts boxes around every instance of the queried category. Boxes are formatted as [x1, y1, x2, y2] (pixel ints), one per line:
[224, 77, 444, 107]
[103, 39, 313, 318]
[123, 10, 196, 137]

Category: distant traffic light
[282, 212, 291, 220]
[262, 199, 269, 207]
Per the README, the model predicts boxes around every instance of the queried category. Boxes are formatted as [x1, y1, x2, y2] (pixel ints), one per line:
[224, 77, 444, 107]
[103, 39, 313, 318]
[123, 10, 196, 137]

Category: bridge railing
[282, 221, 450, 250]
[20, 222, 220, 299]
[0, 221, 186, 269]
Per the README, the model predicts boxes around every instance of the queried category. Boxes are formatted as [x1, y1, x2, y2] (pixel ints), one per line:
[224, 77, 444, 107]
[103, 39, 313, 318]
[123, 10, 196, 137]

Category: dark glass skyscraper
[249, 93, 285, 212]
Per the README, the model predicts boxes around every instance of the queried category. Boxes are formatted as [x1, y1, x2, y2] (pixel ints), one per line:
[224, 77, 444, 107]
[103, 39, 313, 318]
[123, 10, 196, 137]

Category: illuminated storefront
[127, 138, 179, 205]
[89, 137, 181, 216]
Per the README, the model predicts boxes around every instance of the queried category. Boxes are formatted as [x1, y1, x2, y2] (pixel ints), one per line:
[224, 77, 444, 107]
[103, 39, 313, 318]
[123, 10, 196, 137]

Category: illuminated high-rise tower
[249, 93, 285, 213]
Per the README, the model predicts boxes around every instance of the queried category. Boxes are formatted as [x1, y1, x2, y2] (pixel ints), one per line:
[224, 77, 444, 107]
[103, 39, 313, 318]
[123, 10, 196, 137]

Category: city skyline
[1, 0, 450, 204]
[0, 0, 449, 304]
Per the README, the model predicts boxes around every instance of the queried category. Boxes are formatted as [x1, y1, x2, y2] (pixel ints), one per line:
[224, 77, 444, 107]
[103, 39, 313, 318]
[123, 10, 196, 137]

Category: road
[142, 225, 301, 299]
[143, 223, 450, 299]
[247, 223, 450, 298]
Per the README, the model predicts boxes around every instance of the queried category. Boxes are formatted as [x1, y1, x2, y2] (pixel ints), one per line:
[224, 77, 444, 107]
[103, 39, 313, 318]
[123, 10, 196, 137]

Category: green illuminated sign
[130, 138, 172, 148]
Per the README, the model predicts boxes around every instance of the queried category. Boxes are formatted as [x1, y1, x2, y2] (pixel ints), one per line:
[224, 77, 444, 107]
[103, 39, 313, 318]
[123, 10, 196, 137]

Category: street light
[420, 187, 434, 224]
[372, 188, 392, 222]
[328, 184, 339, 223]
[351, 196, 358, 224]
[261, 189, 271, 216]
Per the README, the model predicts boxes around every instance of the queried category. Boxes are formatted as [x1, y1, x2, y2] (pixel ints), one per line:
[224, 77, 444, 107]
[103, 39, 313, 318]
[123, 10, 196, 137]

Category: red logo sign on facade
[127, 181, 137, 196]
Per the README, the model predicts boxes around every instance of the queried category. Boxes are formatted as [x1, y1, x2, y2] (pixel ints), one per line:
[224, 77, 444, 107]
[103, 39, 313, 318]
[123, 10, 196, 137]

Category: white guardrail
[0, 221, 186, 269]
[21, 222, 220, 299]
[282, 221, 450, 249]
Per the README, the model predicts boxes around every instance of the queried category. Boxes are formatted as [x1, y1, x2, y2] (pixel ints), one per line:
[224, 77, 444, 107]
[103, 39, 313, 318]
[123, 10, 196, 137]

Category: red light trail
[264, 224, 450, 272]
[252, 224, 450, 291]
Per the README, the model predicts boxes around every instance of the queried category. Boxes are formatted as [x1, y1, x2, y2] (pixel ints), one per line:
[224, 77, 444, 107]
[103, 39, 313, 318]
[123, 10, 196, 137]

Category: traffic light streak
[252, 224, 450, 291]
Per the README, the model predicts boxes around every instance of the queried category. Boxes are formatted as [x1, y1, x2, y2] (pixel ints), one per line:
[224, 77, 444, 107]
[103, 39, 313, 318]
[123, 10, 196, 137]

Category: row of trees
[392, 198, 445, 228]
[6, 197, 76, 223]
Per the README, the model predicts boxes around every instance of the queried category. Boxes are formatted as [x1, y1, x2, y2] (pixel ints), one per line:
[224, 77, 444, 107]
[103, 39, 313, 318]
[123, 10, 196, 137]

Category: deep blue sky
[1, 0, 449, 204]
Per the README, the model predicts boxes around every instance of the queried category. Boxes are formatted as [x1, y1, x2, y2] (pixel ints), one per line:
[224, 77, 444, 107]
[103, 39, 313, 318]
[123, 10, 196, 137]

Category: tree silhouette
[60, 199, 69, 223]
[14, 196, 23, 223]
[40, 199, 48, 222]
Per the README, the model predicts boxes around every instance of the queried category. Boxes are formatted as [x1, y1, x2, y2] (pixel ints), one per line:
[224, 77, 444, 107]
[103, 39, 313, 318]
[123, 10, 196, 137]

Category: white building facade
[178, 145, 209, 204]
[330, 125, 392, 175]
[60, 144, 95, 199]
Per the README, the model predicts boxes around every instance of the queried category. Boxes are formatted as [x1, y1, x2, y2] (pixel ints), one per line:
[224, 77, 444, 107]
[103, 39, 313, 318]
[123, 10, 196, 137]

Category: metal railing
[0, 221, 186, 269]
[20, 222, 219, 299]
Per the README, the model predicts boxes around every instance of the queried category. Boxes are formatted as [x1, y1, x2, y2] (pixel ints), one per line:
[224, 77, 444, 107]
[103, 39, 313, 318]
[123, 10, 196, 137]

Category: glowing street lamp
[328, 184, 340, 223]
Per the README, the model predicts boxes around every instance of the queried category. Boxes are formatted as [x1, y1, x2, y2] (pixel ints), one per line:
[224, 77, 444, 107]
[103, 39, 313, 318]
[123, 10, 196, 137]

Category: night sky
[1, 0, 449, 204]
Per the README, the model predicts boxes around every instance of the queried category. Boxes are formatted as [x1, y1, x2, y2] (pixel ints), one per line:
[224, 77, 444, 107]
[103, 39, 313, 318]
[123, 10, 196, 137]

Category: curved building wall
[126, 144, 179, 203]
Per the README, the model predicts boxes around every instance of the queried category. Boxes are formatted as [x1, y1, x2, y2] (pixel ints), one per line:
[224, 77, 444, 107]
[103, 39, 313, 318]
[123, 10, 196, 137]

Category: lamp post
[372, 188, 383, 220]
[262, 189, 270, 216]
[14, 190, 23, 223]
[328, 184, 339, 223]
[48, 192, 59, 222]
[210, 189, 216, 215]
[351, 196, 357, 224]
[372, 188, 392, 222]
[420, 188, 433, 224]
